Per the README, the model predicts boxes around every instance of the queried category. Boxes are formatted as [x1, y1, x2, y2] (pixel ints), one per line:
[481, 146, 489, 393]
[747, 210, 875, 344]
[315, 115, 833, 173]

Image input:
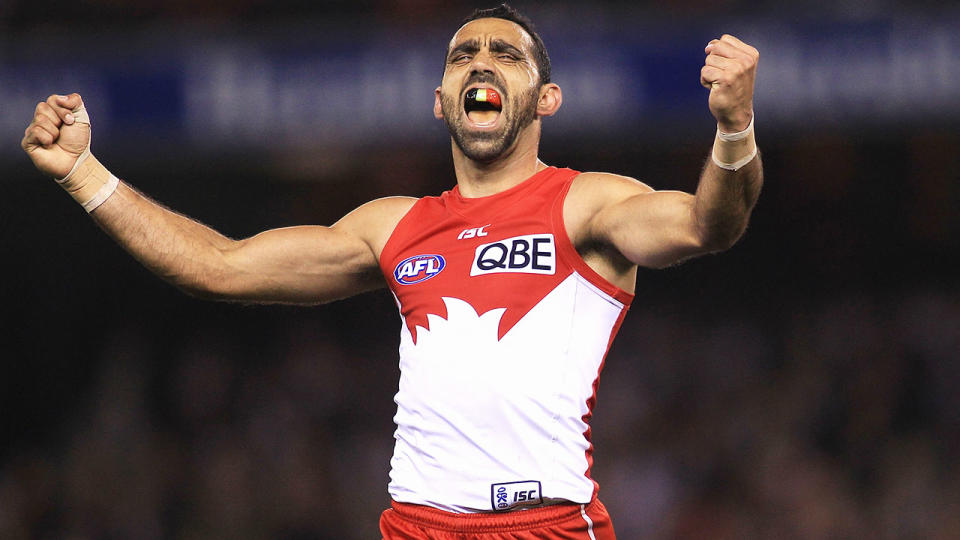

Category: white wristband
[712, 115, 758, 171]
[712, 145, 758, 171]
[716, 115, 754, 142]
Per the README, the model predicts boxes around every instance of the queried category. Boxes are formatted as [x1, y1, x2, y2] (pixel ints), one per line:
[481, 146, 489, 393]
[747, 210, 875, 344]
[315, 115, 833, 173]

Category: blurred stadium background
[2, 1, 959, 538]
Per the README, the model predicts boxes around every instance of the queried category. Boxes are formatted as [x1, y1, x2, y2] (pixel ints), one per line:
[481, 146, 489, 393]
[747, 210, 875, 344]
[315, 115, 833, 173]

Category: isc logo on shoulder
[394, 254, 445, 285]
[491, 480, 543, 511]
[470, 234, 555, 277]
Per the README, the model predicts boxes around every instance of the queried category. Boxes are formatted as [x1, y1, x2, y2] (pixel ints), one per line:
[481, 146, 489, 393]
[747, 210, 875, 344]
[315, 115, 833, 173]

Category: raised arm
[569, 34, 763, 273]
[22, 93, 414, 304]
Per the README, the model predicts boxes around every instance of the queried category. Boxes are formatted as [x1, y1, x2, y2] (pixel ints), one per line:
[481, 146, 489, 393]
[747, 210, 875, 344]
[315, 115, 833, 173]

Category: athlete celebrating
[22, 4, 761, 538]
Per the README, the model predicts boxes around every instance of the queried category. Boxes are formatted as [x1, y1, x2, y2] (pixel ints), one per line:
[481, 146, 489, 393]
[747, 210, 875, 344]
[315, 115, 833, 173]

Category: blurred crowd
[597, 288, 960, 538]
[1, 285, 958, 539]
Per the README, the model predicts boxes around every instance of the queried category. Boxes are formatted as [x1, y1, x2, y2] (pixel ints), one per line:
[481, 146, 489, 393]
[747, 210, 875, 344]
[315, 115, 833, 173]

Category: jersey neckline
[445, 166, 559, 219]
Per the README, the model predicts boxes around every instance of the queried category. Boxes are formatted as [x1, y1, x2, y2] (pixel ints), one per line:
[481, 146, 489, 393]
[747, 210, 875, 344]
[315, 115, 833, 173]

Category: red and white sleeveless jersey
[378, 167, 634, 513]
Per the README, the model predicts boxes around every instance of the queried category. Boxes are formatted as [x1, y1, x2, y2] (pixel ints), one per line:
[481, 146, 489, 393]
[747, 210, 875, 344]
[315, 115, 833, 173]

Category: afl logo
[394, 254, 446, 285]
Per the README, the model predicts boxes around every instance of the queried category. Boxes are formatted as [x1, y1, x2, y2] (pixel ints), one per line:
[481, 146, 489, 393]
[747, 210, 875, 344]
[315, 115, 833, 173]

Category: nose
[469, 49, 495, 75]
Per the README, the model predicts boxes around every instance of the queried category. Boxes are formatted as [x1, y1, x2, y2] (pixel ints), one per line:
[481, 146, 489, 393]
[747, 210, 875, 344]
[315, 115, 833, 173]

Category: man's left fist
[701, 35, 759, 133]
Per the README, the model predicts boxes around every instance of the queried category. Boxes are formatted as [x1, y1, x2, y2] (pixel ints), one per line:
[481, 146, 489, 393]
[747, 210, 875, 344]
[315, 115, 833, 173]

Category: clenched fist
[701, 35, 758, 133]
[22, 93, 91, 179]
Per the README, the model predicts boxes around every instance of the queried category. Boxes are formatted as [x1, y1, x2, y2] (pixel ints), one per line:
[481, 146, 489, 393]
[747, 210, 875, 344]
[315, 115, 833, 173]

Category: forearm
[692, 34, 763, 250]
[82, 157, 240, 297]
[693, 132, 763, 251]
[23, 93, 389, 304]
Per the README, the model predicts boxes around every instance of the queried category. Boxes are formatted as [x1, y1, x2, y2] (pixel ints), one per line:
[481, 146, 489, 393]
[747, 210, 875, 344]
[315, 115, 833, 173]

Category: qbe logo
[393, 254, 446, 285]
[491, 480, 543, 511]
[470, 234, 555, 277]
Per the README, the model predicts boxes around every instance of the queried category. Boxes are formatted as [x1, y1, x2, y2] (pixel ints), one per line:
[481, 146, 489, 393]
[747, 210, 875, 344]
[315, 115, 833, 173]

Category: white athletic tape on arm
[81, 173, 119, 213]
[712, 115, 757, 171]
[70, 104, 90, 124]
[52, 104, 120, 212]
[58, 155, 120, 213]
[55, 105, 92, 185]
[55, 146, 91, 185]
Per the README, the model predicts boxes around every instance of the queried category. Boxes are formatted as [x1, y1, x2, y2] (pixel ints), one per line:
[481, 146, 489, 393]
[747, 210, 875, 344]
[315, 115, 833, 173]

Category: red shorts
[379, 497, 616, 539]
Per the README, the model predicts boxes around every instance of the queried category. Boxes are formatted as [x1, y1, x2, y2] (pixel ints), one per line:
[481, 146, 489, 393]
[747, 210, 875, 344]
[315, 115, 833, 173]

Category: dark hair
[457, 3, 552, 85]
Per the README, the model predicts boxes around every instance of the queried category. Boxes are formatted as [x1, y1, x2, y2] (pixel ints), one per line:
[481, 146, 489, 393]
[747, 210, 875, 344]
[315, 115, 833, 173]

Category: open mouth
[464, 87, 502, 126]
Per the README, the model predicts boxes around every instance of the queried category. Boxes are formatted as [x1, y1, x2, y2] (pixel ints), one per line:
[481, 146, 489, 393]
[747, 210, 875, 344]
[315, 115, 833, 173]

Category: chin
[457, 136, 511, 163]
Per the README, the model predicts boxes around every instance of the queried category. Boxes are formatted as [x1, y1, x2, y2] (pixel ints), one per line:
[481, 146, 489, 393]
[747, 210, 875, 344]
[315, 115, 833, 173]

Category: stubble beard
[441, 84, 540, 164]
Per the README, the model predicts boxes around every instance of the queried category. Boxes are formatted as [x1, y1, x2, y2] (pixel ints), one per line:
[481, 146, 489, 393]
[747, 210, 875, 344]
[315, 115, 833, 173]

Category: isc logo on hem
[491, 480, 543, 511]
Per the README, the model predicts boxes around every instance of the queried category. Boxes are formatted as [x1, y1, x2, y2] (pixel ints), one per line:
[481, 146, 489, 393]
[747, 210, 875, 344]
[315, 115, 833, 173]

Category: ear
[536, 83, 562, 117]
[433, 87, 444, 119]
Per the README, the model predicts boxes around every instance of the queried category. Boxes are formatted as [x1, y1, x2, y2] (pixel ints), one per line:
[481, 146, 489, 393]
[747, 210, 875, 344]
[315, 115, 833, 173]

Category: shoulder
[334, 196, 419, 258]
[337, 196, 419, 226]
[569, 171, 655, 205]
[345, 195, 419, 221]
[564, 172, 654, 233]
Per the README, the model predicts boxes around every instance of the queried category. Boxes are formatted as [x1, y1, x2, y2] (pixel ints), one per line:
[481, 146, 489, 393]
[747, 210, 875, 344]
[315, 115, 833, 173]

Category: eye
[450, 54, 472, 64]
[498, 54, 518, 62]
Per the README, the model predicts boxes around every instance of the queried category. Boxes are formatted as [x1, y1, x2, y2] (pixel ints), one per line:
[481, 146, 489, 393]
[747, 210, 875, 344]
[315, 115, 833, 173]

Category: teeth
[468, 110, 499, 125]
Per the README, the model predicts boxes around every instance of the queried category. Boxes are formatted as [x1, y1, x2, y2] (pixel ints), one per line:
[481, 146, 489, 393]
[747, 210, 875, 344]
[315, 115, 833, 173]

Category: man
[22, 4, 761, 538]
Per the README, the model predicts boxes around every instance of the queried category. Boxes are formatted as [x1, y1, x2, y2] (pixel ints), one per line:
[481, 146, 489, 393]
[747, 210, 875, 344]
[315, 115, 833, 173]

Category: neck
[451, 124, 549, 198]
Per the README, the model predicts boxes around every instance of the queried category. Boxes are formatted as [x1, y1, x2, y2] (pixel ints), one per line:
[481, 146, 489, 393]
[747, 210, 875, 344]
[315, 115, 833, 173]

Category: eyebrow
[447, 38, 525, 62]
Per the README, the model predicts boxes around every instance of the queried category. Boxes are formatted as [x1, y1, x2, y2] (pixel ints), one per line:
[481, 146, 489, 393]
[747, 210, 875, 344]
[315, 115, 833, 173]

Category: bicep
[590, 188, 706, 269]
[213, 197, 415, 304]
[220, 224, 383, 304]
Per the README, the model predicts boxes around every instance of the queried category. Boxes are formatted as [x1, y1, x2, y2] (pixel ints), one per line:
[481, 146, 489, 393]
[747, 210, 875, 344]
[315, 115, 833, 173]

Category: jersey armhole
[378, 198, 425, 278]
[551, 173, 635, 306]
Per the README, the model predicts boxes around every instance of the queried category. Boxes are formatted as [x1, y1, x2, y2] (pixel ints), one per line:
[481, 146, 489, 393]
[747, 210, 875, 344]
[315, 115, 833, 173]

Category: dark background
[2, 1, 959, 538]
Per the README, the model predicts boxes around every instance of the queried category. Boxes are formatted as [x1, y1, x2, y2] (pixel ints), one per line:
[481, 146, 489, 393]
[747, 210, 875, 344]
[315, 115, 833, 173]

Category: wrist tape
[712, 115, 758, 171]
[54, 105, 119, 213]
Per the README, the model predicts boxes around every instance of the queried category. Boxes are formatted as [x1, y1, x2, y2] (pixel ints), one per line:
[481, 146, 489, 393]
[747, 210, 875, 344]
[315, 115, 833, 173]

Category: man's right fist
[21, 93, 91, 179]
